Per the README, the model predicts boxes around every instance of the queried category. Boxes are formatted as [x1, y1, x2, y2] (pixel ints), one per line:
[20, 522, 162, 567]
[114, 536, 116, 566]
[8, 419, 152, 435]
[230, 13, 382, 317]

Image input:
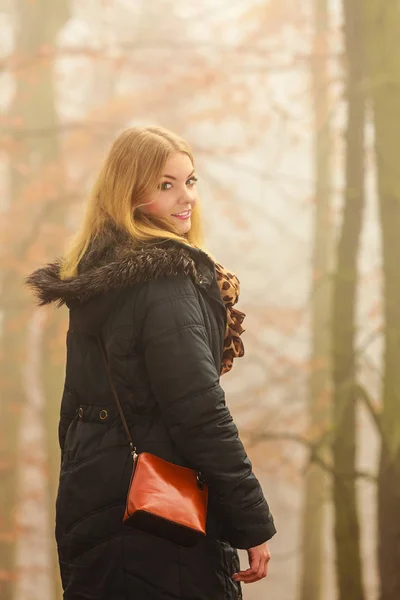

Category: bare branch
[355, 383, 383, 437]
[247, 431, 377, 483]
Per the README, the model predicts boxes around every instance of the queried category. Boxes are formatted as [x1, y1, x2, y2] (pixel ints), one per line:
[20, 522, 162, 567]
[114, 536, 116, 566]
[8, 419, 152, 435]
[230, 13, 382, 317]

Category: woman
[26, 126, 276, 600]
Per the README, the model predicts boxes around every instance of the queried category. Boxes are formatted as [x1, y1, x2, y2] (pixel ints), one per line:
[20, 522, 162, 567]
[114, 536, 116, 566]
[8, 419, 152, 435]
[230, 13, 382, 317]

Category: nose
[179, 185, 197, 204]
[179, 186, 196, 206]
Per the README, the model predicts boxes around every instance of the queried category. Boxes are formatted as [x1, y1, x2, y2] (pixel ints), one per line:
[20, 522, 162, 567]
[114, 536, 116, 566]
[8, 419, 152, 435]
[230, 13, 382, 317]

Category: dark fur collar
[25, 223, 212, 307]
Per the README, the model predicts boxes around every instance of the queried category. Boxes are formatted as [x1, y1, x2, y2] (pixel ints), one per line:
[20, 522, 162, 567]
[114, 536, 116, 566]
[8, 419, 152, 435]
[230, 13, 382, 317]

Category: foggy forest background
[1, 1, 400, 599]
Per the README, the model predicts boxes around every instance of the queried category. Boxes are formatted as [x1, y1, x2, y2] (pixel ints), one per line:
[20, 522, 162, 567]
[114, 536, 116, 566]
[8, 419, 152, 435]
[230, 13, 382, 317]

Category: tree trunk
[331, 2, 366, 600]
[22, 2, 70, 598]
[364, 2, 400, 598]
[299, 2, 332, 600]
[40, 4, 120, 597]
[0, 2, 69, 599]
[0, 304, 29, 600]
[41, 314, 67, 600]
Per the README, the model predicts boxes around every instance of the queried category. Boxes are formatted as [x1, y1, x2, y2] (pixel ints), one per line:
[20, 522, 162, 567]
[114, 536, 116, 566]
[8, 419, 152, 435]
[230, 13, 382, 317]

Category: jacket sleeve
[139, 275, 276, 549]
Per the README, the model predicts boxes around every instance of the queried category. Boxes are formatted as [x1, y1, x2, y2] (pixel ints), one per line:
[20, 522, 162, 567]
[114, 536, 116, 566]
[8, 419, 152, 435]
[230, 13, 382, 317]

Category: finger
[233, 553, 271, 584]
[232, 569, 258, 583]
[233, 560, 262, 584]
[232, 570, 253, 582]
[233, 550, 260, 578]
[239, 553, 261, 578]
[240, 572, 262, 584]
[264, 552, 271, 577]
[256, 556, 267, 581]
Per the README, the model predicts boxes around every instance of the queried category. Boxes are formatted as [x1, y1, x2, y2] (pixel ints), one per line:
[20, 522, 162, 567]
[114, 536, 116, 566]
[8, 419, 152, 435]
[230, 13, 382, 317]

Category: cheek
[144, 202, 159, 215]
[142, 196, 167, 216]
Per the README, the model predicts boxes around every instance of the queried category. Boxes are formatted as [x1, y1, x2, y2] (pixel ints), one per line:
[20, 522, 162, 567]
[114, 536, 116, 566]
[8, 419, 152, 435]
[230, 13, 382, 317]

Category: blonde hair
[60, 126, 206, 279]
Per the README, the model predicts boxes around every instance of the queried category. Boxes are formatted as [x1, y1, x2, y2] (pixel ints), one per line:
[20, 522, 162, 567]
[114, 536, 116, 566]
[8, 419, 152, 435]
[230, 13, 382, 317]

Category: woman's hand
[232, 542, 271, 584]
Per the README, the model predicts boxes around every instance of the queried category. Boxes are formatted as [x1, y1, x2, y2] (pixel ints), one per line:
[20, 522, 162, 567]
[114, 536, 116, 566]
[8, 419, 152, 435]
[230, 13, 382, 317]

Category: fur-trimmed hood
[25, 223, 214, 308]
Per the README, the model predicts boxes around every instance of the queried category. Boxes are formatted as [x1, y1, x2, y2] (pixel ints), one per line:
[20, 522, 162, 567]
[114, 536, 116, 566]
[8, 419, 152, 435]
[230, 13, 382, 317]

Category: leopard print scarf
[213, 261, 246, 376]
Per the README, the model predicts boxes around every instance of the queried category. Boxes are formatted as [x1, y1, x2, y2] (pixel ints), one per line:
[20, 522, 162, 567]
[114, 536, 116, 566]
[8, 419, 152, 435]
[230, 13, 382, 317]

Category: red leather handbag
[97, 337, 208, 547]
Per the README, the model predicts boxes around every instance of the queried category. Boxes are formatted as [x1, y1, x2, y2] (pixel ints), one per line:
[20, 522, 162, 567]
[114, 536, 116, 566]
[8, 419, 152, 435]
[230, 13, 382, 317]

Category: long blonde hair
[60, 126, 206, 279]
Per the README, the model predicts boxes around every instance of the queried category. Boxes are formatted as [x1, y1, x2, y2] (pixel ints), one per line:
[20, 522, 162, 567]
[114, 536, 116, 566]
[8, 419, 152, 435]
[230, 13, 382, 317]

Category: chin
[176, 219, 192, 235]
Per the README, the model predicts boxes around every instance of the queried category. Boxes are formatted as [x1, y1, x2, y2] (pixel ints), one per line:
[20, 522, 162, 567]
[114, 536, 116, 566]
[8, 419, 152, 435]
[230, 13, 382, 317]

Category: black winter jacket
[27, 224, 276, 600]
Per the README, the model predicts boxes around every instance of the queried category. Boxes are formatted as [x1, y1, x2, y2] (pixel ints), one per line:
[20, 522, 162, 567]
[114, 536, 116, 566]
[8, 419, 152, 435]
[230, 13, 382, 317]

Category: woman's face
[141, 152, 198, 235]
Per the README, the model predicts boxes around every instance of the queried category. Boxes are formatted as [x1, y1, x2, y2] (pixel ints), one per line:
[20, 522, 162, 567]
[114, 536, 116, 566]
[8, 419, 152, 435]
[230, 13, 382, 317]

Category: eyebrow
[163, 170, 195, 181]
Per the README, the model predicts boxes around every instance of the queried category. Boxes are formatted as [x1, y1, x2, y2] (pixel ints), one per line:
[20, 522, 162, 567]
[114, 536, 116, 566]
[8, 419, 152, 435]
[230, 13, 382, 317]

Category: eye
[158, 176, 198, 191]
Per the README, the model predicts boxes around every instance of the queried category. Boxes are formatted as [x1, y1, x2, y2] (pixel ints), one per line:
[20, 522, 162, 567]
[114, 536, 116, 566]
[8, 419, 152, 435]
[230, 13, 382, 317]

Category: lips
[172, 210, 191, 220]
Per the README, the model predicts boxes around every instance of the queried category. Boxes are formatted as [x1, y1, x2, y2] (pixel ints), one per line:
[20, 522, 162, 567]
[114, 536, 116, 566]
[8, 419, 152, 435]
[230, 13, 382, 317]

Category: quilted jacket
[26, 222, 276, 600]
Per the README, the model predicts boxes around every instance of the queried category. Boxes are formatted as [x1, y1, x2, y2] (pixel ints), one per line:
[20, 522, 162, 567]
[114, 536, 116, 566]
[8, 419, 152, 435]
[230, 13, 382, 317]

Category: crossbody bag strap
[96, 335, 137, 460]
